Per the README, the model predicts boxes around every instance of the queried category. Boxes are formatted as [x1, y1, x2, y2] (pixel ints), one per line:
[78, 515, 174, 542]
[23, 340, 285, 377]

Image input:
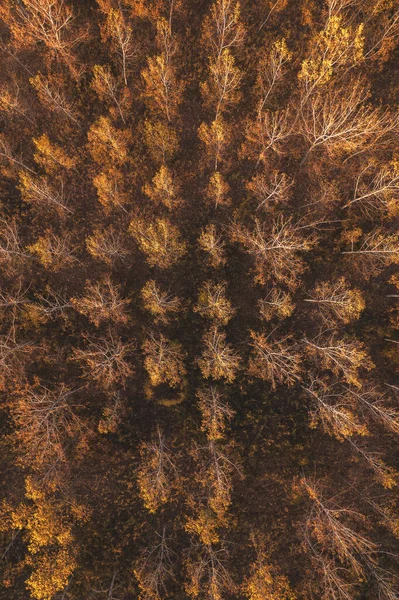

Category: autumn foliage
[0, 1, 398, 599]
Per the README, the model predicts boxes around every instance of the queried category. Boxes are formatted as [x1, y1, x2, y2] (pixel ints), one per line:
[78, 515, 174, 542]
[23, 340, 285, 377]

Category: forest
[0, 0, 398, 598]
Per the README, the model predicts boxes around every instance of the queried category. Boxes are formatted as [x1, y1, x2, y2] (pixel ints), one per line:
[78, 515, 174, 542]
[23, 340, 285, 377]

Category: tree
[129, 217, 187, 269]
[305, 334, 374, 387]
[144, 119, 180, 164]
[28, 230, 77, 271]
[134, 526, 174, 600]
[258, 288, 294, 321]
[202, 48, 242, 117]
[199, 115, 232, 171]
[12, 381, 87, 479]
[91, 64, 130, 123]
[19, 172, 73, 215]
[304, 277, 365, 326]
[198, 224, 227, 268]
[141, 18, 183, 122]
[93, 170, 129, 213]
[304, 376, 368, 441]
[72, 331, 134, 390]
[202, 0, 245, 60]
[71, 277, 131, 327]
[299, 80, 398, 161]
[231, 217, 317, 288]
[194, 281, 236, 325]
[197, 326, 241, 383]
[206, 171, 231, 208]
[10, 477, 83, 600]
[197, 386, 235, 441]
[30, 73, 79, 123]
[249, 332, 301, 389]
[143, 165, 182, 209]
[247, 170, 292, 213]
[344, 162, 399, 217]
[184, 542, 235, 600]
[102, 8, 136, 86]
[33, 134, 77, 172]
[142, 331, 186, 388]
[243, 535, 295, 600]
[298, 10, 364, 99]
[141, 279, 182, 324]
[137, 428, 176, 513]
[342, 228, 399, 279]
[2, 0, 87, 75]
[97, 391, 125, 435]
[204, 440, 239, 521]
[86, 226, 129, 266]
[87, 116, 131, 166]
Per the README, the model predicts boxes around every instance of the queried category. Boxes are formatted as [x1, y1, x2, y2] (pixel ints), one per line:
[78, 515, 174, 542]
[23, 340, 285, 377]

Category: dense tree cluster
[0, 1, 398, 599]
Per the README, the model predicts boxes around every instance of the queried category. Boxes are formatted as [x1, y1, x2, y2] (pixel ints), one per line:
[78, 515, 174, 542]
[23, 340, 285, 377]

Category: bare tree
[304, 277, 365, 326]
[0, 219, 30, 273]
[26, 286, 73, 324]
[249, 332, 301, 389]
[142, 331, 186, 388]
[345, 384, 399, 435]
[0, 328, 33, 390]
[103, 8, 137, 86]
[302, 478, 377, 579]
[305, 334, 374, 387]
[19, 173, 73, 215]
[71, 277, 130, 327]
[197, 386, 235, 441]
[342, 229, 399, 278]
[198, 224, 227, 268]
[300, 80, 399, 161]
[137, 428, 177, 513]
[30, 73, 79, 123]
[72, 331, 134, 390]
[185, 542, 235, 600]
[345, 438, 398, 489]
[256, 38, 292, 111]
[134, 527, 175, 600]
[244, 108, 292, 163]
[6, 0, 87, 76]
[194, 281, 236, 325]
[197, 325, 241, 383]
[231, 216, 317, 288]
[202, 0, 245, 60]
[141, 279, 182, 324]
[13, 382, 86, 477]
[304, 377, 368, 440]
[344, 163, 399, 216]
[258, 288, 294, 321]
[247, 170, 292, 213]
[86, 226, 129, 266]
